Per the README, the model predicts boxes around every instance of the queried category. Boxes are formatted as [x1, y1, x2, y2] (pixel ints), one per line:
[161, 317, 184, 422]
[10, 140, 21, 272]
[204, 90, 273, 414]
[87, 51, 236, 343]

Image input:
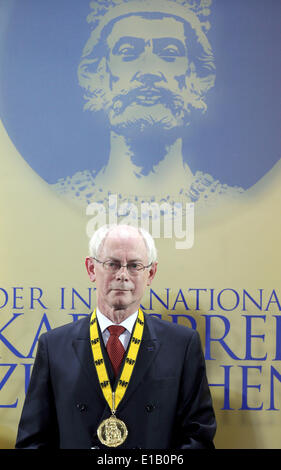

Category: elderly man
[16, 224, 216, 449]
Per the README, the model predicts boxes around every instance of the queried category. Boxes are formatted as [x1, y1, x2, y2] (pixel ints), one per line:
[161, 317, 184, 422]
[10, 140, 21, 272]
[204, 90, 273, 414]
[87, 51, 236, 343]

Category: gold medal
[97, 414, 128, 447]
[89, 309, 144, 447]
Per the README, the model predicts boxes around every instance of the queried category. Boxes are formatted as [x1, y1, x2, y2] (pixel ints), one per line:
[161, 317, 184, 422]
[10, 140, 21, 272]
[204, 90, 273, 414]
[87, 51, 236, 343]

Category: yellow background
[0, 120, 280, 448]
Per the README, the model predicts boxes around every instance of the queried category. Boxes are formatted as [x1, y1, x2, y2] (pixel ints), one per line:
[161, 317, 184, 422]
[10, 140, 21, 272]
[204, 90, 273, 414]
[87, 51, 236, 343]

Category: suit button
[145, 404, 155, 412]
[76, 403, 87, 412]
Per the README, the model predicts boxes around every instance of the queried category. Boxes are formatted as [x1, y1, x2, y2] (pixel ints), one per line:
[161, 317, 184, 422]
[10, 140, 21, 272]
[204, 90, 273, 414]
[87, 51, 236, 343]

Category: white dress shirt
[96, 308, 138, 351]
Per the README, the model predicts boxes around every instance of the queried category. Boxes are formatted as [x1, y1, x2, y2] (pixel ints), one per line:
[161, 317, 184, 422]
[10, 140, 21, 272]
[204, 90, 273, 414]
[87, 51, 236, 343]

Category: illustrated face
[86, 227, 157, 314]
[105, 15, 192, 131]
[79, 12, 214, 133]
[106, 16, 188, 93]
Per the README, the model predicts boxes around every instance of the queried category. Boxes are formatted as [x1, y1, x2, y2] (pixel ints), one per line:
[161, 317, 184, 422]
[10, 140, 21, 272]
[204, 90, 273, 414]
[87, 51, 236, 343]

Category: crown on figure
[86, 0, 212, 33]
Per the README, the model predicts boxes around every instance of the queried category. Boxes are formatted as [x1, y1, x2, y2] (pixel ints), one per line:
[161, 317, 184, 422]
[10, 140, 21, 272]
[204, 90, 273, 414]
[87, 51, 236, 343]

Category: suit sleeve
[15, 334, 59, 448]
[175, 329, 216, 449]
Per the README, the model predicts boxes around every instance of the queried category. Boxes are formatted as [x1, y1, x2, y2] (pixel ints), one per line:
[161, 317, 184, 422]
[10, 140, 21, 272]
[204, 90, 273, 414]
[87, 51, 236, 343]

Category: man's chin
[110, 291, 131, 308]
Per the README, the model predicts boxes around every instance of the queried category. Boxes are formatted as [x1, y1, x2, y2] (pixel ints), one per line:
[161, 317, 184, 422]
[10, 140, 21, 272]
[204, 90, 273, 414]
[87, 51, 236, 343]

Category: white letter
[85, 202, 106, 238]
[174, 203, 194, 249]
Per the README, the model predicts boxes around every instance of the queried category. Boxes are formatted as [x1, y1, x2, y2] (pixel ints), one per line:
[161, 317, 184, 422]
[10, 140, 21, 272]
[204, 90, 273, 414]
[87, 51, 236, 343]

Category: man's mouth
[111, 288, 130, 292]
[112, 87, 175, 113]
[134, 88, 162, 105]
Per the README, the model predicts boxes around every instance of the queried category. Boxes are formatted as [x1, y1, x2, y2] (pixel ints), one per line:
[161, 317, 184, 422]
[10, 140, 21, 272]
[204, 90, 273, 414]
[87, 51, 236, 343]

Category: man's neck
[93, 131, 193, 197]
[97, 301, 138, 324]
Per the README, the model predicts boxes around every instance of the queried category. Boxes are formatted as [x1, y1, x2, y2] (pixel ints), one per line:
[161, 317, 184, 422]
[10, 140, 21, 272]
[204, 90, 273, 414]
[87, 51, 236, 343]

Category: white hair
[88, 224, 157, 264]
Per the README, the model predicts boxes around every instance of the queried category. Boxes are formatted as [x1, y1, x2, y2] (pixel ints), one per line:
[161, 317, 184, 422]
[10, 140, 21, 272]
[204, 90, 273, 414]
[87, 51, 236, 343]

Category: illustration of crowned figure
[52, 0, 244, 212]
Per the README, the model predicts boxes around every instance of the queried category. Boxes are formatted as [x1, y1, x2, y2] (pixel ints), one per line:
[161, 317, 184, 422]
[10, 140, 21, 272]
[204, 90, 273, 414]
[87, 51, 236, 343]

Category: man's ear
[147, 262, 158, 286]
[85, 257, 96, 282]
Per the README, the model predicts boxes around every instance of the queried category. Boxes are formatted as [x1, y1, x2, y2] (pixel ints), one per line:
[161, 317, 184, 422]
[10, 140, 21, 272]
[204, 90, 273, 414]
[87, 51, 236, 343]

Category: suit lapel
[72, 317, 107, 401]
[117, 313, 161, 411]
[72, 316, 116, 402]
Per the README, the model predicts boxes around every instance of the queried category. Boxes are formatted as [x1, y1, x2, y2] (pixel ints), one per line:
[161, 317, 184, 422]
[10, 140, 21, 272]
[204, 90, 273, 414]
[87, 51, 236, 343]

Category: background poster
[0, 0, 280, 449]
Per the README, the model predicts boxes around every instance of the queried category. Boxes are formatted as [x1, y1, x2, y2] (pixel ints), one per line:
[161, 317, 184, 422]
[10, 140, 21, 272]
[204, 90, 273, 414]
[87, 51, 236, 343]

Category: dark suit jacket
[15, 313, 216, 449]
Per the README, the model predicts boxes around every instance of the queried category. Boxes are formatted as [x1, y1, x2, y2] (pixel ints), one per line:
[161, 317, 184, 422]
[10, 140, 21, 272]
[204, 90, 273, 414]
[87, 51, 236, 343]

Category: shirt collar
[96, 308, 139, 334]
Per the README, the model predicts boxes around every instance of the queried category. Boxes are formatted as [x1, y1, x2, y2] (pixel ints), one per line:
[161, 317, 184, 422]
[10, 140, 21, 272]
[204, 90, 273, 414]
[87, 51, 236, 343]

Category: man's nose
[131, 45, 167, 87]
[133, 70, 166, 87]
[115, 265, 129, 280]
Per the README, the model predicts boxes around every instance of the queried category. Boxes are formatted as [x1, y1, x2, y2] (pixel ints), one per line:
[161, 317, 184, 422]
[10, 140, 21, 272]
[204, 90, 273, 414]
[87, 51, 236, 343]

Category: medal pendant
[97, 414, 128, 447]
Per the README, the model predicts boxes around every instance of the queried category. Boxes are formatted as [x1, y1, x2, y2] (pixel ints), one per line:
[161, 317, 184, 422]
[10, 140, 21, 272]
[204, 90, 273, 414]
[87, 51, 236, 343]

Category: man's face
[105, 15, 191, 131]
[86, 227, 157, 315]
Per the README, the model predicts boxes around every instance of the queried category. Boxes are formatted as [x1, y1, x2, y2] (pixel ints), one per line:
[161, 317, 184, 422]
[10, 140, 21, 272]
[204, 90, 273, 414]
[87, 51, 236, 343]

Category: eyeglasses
[92, 257, 152, 275]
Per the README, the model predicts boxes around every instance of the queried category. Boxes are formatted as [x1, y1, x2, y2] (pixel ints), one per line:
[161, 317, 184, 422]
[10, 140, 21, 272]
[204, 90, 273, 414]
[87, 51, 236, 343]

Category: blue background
[0, 0, 280, 188]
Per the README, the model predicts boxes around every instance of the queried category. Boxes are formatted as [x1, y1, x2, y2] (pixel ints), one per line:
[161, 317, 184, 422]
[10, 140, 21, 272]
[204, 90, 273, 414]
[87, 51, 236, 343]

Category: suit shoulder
[145, 313, 197, 341]
[39, 315, 90, 342]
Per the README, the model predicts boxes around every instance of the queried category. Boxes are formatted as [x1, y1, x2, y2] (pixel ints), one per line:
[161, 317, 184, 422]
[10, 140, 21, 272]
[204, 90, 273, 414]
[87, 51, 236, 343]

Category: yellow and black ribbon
[89, 309, 144, 413]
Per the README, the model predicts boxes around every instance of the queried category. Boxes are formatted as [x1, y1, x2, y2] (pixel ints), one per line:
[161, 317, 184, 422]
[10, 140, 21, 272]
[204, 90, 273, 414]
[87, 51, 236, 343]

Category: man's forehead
[100, 227, 147, 253]
[106, 15, 186, 47]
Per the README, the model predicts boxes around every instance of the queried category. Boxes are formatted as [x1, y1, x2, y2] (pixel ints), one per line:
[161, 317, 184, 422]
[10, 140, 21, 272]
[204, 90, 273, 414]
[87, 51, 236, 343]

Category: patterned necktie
[106, 325, 126, 377]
